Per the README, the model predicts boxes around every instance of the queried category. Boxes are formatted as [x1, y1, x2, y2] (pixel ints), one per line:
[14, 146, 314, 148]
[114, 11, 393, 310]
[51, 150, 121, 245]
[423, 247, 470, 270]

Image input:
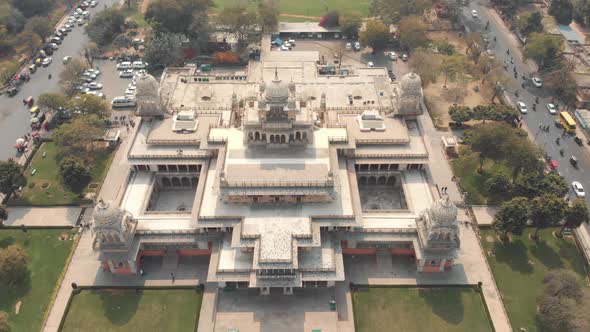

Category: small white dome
[135, 72, 159, 100]
[92, 200, 125, 228]
[400, 72, 422, 96]
[428, 197, 458, 225]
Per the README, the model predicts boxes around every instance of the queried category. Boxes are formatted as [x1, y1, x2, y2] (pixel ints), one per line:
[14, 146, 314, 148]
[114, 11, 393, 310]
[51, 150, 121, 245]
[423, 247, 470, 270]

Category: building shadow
[492, 239, 534, 274]
[98, 289, 142, 326]
[418, 287, 465, 325]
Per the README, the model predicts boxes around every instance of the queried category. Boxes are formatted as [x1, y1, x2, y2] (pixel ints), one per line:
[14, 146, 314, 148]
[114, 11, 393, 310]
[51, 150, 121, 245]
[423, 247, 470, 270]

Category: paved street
[0, 0, 121, 161]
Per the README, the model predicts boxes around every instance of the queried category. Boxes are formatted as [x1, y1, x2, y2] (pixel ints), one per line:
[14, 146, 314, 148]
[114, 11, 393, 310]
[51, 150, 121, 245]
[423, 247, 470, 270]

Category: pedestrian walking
[171, 272, 175, 283]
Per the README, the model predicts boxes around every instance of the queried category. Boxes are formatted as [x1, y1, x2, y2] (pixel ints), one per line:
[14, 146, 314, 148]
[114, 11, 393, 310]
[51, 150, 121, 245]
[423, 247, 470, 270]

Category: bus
[559, 111, 577, 133]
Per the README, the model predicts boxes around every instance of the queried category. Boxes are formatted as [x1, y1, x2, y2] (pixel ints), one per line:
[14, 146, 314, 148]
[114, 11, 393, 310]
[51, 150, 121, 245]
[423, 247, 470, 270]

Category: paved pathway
[3, 206, 81, 226]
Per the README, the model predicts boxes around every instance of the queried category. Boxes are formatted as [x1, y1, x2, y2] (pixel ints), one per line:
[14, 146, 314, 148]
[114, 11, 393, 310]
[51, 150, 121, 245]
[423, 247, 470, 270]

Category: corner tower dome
[135, 72, 164, 117]
[428, 197, 458, 225]
[400, 72, 422, 96]
[92, 199, 126, 228]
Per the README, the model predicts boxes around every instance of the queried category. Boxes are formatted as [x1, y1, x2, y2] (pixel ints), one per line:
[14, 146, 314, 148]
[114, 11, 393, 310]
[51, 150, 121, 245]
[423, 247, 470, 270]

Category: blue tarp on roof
[558, 25, 585, 44]
[274, 38, 283, 46]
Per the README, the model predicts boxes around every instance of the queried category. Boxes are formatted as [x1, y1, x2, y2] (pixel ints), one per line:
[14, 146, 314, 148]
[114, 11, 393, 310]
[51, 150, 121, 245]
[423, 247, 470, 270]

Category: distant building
[92, 42, 460, 295]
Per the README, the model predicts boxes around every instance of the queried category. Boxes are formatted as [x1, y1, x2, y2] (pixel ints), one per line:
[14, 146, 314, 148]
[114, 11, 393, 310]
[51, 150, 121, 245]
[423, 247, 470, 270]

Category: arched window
[162, 177, 171, 187]
[181, 177, 190, 187]
[281, 135, 286, 143]
[377, 176, 387, 185]
[255, 132, 260, 141]
[295, 132, 301, 141]
[171, 177, 181, 187]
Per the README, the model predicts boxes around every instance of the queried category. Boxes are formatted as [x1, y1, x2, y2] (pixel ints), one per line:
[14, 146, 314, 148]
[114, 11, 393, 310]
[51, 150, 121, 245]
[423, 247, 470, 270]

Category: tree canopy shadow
[98, 289, 142, 326]
[0, 235, 15, 248]
[529, 240, 563, 270]
[0, 271, 32, 313]
[418, 288, 465, 325]
[492, 239, 534, 274]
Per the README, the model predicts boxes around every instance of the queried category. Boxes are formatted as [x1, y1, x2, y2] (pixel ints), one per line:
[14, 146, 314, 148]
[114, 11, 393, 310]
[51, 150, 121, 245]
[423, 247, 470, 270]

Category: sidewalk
[3, 206, 81, 226]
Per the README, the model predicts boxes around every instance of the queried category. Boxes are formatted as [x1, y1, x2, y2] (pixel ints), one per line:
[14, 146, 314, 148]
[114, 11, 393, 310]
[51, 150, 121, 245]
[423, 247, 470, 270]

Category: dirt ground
[427, 31, 469, 56]
[424, 79, 489, 129]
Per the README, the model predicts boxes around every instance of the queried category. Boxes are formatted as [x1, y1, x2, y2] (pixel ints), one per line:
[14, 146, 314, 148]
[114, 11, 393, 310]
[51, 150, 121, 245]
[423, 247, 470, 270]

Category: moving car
[546, 103, 557, 115]
[572, 181, 585, 198]
[42, 57, 52, 66]
[401, 53, 408, 61]
[388, 52, 397, 61]
[471, 10, 478, 18]
[62, 56, 72, 64]
[517, 101, 527, 114]
[345, 42, 352, 50]
[532, 77, 543, 87]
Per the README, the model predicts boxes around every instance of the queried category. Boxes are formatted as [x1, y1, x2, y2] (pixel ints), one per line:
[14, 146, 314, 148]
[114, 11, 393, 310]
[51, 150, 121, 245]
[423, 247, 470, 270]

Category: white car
[84, 68, 101, 77]
[42, 57, 52, 66]
[63, 24, 72, 31]
[75, 8, 83, 14]
[132, 61, 147, 69]
[546, 103, 557, 115]
[87, 82, 103, 90]
[345, 42, 352, 50]
[62, 56, 72, 64]
[90, 1, 98, 8]
[517, 101, 527, 114]
[77, 18, 85, 26]
[280, 44, 290, 51]
[354, 41, 361, 51]
[50, 43, 59, 50]
[288, 39, 296, 46]
[572, 181, 586, 198]
[125, 88, 136, 96]
[401, 53, 408, 61]
[532, 77, 543, 87]
[117, 61, 132, 70]
[86, 90, 105, 98]
[119, 69, 134, 78]
[367, 62, 374, 68]
[471, 10, 478, 18]
[388, 52, 397, 61]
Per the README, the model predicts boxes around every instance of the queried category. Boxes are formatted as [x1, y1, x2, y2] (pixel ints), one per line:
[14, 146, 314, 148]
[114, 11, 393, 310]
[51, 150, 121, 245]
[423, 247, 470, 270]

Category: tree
[25, 16, 52, 41]
[53, 114, 105, 159]
[0, 311, 9, 332]
[37, 93, 69, 112]
[0, 3, 26, 33]
[484, 173, 513, 197]
[217, 4, 258, 45]
[68, 95, 111, 118]
[60, 156, 92, 192]
[11, 0, 54, 17]
[360, 19, 390, 51]
[59, 57, 89, 96]
[561, 198, 590, 236]
[0, 160, 26, 199]
[493, 197, 529, 241]
[470, 123, 516, 172]
[440, 55, 467, 87]
[0, 61, 19, 84]
[464, 32, 481, 54]
[538, 269, 590, 331]
[113, 34, 132, 49]
[438, 0, 461, 26]
[484, 66, 510, 102]
[573, 0, 590, 26]
[518, 11, 543, 36]
[524, 33, 564, 71]
[18, 29, 41, 56]
[408, 48, 440, 85]
[144, 33, 183, 70]
[529, 194, 567, 240]
[467, 42, 482, 64]
[545, 66, 578, 106]
[371, 0, 433, 24]
[505, 139, 542, 181]
[322, 11, 339, 27]
[340, 12, 362, 39]
[0, 205, 7, 227]
[448, 105, 472, 125]
[550, 0, 574, 25]
[145, 0, 213, 34]
[257, 0, 279, 31]
[398, 16, 429, 51]
[0, 245, 28, 285]
[85, 7, 125, 45]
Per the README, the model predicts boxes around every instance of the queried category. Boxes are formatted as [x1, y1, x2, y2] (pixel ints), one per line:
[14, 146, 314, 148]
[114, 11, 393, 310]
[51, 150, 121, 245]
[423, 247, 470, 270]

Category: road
[0, 0, 121, 161]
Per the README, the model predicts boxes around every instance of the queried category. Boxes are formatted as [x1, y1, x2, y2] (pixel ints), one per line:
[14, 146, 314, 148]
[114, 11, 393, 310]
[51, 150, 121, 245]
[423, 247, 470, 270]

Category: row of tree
[0, 242, 28, 332]
[449, 104, 519, 126]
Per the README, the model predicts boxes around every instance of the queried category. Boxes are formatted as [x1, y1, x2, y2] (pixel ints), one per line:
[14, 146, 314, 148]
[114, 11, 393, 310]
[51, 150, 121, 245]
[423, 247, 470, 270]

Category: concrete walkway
[3, 206, 81, 226]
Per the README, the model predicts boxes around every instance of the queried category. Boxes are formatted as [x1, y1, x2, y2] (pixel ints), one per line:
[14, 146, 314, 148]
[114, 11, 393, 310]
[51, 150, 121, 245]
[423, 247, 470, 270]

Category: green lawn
[481, 228, 587, 332]
[352, 287, 492, 332]
[450, 150, 513, 205]
[60, 289, 203, 332]
[0, 228, 75, 332]
[16, 142, 114, 206]
[213, 0, 371, 17]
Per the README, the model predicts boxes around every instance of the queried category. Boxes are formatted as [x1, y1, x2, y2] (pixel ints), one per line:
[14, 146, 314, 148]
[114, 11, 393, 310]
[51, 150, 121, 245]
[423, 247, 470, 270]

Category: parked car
[42, 57, 52, 66]
[90, 1, 98, 8]
[401, 53, 408, 61]
[280, 44, 290, 51]
[367, 62, 374, 68]
[345, 42, 352, 50]
[117, 61, 132, 70]
[111, 96, 136, 108]
[86, 68, 101, 77]
[471, 9, 478, 18]
[132, 61, 147, 69]
[353, 41, 361, 51]
[62, 24, 72, 32]
[288, 39, 296, 46]
[546, 103, 557, 115]
[572, 181, 585, 197]
[62, 56, 72, 64]
[388, 52, 397, 61]
[77, 19, 85, 26]
[87, 82, 103, 90]
[125, 88, 136, 96]
[50, 37, 62, 44]
[119, 69, 134, 78]
[50, 43, 59, 50]
[86, 90, 105, 98]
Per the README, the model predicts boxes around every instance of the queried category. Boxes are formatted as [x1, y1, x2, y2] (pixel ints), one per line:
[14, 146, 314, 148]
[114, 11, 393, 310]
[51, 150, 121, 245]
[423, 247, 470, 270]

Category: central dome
[428, 197, 458, 225]
[265, 69, 289, 102]
[400, 72, 422, 96]
[135, 72, 160, 100]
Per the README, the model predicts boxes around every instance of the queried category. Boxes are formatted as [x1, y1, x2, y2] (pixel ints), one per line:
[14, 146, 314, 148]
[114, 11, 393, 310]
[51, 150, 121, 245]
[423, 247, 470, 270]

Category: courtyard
[214, 288, 338, 332]
[59, 288, 202, 332]
[481, 228, 587, 332]
[13, 141, 114, 206]
[0, 228, 75, 332]
[352, 286, 492, 332]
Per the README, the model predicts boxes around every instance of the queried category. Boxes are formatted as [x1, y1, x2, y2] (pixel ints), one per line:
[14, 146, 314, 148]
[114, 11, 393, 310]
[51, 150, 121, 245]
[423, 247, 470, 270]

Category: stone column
[283, 287, 293, 295]
[218, 281, 226, 288]
[130, 260, 137, 274]
[417, 259, 425, 272]
[439, 259, 446, 272]
[260, 287, 270, 296]
[327, 280, 335, 287]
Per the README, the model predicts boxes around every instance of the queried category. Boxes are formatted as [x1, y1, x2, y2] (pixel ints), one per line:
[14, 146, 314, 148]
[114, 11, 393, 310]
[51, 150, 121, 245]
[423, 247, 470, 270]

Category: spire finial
[274, 67, 279, 82]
